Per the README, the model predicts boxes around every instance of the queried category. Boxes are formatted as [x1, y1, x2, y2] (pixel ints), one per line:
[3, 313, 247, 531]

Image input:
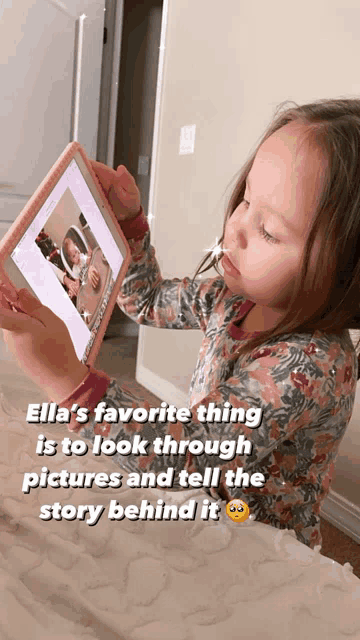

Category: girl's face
[222, 123, 324, 316]
[68, 240, 80, 265]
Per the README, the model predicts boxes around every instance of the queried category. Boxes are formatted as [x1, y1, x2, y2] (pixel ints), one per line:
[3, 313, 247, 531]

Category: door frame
[96, 0, 125, 166]
[96, 0, 168, 183]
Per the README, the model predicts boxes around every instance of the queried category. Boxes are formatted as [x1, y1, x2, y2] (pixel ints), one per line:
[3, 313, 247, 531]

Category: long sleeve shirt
[63, 208, 358, 550]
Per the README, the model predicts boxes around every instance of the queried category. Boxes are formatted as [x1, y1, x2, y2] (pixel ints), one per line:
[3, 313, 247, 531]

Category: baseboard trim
[106, 321, 139, 338]
[136, 362, 188, 407]
[136, 360, 360, 545]
[320, 490, 360, 544]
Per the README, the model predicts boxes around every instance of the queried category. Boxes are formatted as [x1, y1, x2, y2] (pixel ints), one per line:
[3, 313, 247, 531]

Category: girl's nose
[227, 210, 247, 250]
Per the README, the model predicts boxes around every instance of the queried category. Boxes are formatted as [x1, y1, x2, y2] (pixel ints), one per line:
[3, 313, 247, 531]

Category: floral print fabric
[80, 216, 357, 550]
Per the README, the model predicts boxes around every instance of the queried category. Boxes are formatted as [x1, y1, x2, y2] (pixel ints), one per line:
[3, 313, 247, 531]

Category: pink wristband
[120, 206, 150, 240]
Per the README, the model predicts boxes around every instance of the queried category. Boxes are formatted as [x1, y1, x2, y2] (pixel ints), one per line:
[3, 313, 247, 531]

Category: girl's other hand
[0, 284, 88, 403]
[68, 279, 80, 298]
[88, 266, 100, 289]
[64, 275, 79, 298]
[89, 160, 141, 222]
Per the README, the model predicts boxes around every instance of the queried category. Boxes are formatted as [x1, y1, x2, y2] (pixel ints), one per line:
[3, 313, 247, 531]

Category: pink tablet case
[0, 141, 132, 365]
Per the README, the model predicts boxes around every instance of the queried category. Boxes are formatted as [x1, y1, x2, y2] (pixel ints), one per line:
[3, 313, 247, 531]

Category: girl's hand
[0, 284, 88, 403]
[68, 280, 80, 298]
[89, 160, 141, 222]
[64, 275, 80, 298]
[88, 266, 100, 289]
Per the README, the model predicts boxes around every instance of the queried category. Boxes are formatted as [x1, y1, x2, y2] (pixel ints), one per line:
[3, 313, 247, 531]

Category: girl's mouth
[222, 253, 240, 277]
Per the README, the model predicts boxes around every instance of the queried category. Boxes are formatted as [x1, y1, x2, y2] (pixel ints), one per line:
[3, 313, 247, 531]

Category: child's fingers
[0, 291, 13, 311]
[89, 159, 135, 192]
[0, 289, 57, 331]
[0, 281, 19, 304]
[90, 160, 137, 200]
[0, 285, 44, 317]
[89, 160, 117, 194]
[108, 183, 139, 213]
[0, 290, 32, 317]
[17, 289, 44, 314]
[89, 160, 140, 216]
[0, 303, 43, 332]
[114, 165, 138, 194]
[89, 159, 117, 177]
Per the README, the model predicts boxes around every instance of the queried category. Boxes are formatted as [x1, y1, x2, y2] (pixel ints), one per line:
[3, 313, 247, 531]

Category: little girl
[62, 238, 100, 294]
[1, 97, 359, 550]
[63, 238, 88, 278]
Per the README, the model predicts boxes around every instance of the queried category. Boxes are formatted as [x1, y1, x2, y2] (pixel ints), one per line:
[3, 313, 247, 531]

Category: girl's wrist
[120, 206, 149, 240]
[57, 365, 111, 432]
[48, 363, 89, 404]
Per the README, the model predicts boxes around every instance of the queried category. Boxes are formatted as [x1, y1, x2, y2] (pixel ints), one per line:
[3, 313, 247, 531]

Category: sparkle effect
[205, 237, 224, 260]
[203, 237, 229, 279]
[81, 310, 92, 322]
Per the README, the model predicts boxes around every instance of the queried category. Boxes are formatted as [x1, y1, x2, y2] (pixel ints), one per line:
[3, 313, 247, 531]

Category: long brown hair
[192, 98, 360, 374]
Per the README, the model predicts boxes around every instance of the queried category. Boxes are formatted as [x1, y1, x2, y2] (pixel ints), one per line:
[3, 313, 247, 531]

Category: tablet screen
[9, 156, 125, 361]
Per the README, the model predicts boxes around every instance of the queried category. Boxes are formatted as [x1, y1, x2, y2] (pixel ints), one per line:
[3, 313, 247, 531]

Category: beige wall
[136, 0, 360, 511]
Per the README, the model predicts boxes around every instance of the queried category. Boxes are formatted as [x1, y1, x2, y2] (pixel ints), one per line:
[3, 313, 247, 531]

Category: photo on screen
[10, 158, 124, 361]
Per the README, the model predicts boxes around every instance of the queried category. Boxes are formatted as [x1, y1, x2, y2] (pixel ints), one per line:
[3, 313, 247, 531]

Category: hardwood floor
[320, 517, 360, 579]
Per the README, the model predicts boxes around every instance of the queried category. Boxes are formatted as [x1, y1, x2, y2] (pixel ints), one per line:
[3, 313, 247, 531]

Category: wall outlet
[179, 124, 196, 155]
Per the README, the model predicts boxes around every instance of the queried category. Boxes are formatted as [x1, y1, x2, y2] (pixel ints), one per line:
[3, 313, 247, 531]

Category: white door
[0, 0, 112, 362]
[0, 0, 107, 234]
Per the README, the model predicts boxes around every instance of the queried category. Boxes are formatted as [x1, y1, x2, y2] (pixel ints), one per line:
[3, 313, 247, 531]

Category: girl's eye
[241, 199, 279, 245]
[258, 224, 279, 245]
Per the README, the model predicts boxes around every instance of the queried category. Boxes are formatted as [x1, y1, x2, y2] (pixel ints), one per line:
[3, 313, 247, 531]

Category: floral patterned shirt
[75, 209, 357, 550]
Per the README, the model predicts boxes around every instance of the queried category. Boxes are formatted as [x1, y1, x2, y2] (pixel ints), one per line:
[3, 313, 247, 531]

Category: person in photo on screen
[36, 230, 86, 301]
[47, 260, 80, 300]
[2, 98, 360, 551]
[62, 238, 100, 298]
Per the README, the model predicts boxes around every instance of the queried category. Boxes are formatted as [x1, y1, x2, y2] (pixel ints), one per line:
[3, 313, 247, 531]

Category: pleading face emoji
[226, 499, 250, 523]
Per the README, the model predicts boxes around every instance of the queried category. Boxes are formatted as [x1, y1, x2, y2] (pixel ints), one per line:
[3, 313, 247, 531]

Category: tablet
[0, 142, 132, 365]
